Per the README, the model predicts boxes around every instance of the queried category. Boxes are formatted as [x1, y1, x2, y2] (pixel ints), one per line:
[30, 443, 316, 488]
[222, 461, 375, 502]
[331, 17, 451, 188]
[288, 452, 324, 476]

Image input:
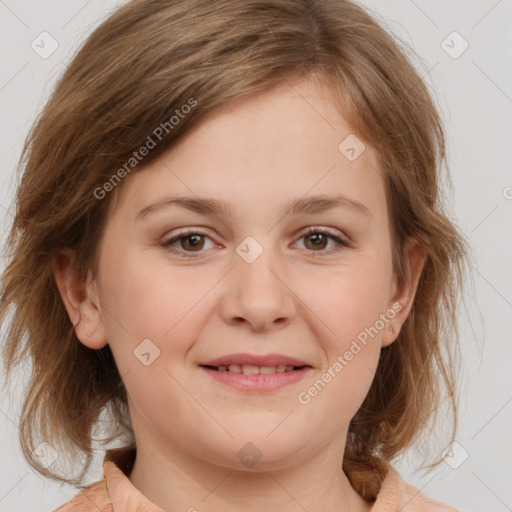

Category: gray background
[0, 0, 511, 510]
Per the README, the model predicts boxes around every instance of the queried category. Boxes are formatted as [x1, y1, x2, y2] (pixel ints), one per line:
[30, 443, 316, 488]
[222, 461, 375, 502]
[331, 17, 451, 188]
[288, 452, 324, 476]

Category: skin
[54, 75, 425, 512]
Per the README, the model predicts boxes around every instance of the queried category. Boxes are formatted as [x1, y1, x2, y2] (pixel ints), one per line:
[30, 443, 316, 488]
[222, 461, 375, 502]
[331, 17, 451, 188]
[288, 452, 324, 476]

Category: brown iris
[303, 232, 328, 250]
[180, 234, 205, 251]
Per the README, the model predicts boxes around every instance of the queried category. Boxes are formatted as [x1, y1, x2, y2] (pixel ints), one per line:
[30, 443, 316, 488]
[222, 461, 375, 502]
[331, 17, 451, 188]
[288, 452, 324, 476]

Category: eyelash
[160, 226, 350, 258]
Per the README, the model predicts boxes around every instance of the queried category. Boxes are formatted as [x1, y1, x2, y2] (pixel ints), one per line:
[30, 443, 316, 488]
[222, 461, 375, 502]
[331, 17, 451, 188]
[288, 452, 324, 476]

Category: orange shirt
[53, 447, 459, 511]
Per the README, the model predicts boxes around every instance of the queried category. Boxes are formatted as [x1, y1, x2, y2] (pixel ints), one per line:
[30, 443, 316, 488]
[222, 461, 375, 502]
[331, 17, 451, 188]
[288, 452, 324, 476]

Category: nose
[219, 246, 296, 332]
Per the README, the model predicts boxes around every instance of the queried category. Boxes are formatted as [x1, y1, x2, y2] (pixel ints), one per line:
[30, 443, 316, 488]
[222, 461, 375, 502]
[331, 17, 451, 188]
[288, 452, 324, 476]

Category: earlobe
[381, 302, 403, 347]
[383, 238, 426, 347]
[52, 248, 108, 349]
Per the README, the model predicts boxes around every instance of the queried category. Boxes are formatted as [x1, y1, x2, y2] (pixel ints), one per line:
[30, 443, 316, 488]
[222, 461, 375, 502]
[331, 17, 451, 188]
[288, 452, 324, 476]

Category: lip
[198, 353, 313, 393]
[200, 366, 312, 392]
[199, 353, 312, 368]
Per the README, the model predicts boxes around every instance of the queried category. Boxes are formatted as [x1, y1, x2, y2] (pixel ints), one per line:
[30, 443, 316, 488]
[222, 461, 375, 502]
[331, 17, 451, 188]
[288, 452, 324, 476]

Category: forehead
[110, 77, 386, 222]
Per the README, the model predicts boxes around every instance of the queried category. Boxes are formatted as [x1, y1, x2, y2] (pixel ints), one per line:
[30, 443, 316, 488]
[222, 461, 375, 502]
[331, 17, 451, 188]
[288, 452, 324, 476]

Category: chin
[198, 435, 307, 473]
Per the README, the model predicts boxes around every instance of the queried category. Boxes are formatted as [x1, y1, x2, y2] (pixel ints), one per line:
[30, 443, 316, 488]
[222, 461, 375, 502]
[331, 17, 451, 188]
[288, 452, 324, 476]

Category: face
[59, 76, 422, 472]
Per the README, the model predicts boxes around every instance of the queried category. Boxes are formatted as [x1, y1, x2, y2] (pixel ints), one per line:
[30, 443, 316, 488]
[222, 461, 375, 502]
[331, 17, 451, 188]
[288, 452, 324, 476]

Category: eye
[294, 226, 349, 254]
[161, 229, 216, 257]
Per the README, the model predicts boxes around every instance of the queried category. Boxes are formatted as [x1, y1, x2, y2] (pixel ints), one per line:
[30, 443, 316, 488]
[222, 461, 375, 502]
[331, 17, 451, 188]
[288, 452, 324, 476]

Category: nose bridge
[237, 240, 280, 292]
[235, 235, 286, 300]
[221, 234, 295, 330]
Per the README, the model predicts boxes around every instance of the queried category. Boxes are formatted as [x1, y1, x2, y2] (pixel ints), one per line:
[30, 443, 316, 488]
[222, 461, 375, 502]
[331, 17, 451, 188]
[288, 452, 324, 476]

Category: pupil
[183, 234, 203, 250]
[307, 233, 326, 250]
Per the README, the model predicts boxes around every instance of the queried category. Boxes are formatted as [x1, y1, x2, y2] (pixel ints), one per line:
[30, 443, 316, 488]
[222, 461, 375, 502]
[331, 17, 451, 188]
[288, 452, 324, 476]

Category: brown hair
[0, 0, 469, 499]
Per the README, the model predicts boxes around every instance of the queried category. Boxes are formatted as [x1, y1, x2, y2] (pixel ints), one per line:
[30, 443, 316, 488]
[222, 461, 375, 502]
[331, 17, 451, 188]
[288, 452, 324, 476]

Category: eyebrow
[136, 193, 372, 221]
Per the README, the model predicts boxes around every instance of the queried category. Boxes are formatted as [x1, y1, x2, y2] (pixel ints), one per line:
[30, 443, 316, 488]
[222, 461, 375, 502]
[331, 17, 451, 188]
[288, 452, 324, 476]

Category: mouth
[198, 353, 312, 372]
[199, 364, 309, 374]
[198, 353, 313, 392]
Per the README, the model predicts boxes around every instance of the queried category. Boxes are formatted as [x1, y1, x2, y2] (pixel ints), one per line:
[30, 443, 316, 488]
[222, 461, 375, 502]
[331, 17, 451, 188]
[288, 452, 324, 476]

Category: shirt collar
[100, 445, 453, 511]
[102, 445, 164, 512]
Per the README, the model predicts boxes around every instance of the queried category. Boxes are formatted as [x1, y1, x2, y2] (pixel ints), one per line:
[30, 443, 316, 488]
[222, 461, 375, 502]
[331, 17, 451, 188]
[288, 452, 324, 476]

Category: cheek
[100, 244, 209, 331]
[97, 256, 213, 426]
[97, 249, 217, 376]
[303, 345, 380, 432]
[296, 269, 387, 419]
[292, 261, 392, 417]
[298, 261, 392, 348]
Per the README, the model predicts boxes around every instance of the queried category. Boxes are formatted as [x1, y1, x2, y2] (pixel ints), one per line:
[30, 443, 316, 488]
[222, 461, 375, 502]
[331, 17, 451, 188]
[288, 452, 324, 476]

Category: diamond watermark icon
[134, 338, 161, 366]
[441, 31, 469, 59]
[338, 134, 366, 162]
[33, 441, 59, 469]
[237, 442, 263, 468]
[442, 441, 469, 469]
[236, 236, 263, 264]
[31, 31, 59, 59]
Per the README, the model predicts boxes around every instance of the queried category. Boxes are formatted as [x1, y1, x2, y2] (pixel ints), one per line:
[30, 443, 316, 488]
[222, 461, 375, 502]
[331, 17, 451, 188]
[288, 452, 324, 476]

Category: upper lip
[199, 353, 312, 368]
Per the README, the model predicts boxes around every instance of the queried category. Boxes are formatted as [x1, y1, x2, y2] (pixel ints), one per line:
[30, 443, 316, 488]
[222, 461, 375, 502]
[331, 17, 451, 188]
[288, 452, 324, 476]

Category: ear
[382, 237, 426, 348]
[52, 248, 108, 349]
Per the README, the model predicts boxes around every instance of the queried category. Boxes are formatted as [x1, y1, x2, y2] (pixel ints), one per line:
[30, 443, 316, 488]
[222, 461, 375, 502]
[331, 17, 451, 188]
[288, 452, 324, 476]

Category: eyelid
[298, 225, 350, 242]
[293, 225, 352, 253]
[160, 227, 218, 254]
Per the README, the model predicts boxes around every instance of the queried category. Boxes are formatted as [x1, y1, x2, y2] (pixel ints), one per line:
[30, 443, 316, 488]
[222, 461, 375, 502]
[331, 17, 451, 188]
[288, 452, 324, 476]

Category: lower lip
[200, 366, 311, 392]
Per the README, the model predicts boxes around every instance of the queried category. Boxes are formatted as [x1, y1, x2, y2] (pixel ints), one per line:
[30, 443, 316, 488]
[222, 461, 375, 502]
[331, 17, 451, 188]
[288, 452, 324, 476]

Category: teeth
[242, 365, 259, 375]
[260, 366, 278, 374]
[217, 364, 298, 374]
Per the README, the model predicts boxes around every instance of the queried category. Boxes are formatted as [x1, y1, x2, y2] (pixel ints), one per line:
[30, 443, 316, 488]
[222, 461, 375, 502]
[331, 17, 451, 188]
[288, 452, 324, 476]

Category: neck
[128, 436, 372, 512]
